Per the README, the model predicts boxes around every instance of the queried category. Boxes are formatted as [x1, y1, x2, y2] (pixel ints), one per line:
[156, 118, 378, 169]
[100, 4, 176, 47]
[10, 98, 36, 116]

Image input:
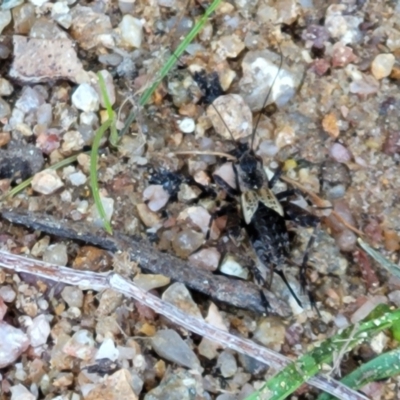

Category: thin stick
[174, 150, 237, 160]
[0, 250, 368, 400]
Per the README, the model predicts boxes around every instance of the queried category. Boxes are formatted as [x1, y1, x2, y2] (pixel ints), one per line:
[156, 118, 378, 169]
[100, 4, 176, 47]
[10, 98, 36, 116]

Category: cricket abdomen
[246, 202, 290, 267]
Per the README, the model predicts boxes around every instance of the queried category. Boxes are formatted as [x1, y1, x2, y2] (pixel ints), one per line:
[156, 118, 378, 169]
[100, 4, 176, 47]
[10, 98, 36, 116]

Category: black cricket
[194, 55, 321, 311]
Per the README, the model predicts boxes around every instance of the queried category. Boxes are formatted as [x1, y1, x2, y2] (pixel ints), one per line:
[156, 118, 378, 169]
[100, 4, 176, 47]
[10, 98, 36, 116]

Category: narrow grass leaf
[97, 72, 118, 146]
[119, 0, 223, 137]
[357, 238, 400, 279]
[90, 119, 113, 234]
[317, 347, 400, 400]
[1, 153, 84, 200]
[245, 305, 400, 400]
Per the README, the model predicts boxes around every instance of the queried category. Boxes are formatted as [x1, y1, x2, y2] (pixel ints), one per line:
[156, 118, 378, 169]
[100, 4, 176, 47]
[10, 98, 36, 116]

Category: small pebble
[0, 10, 11, 34]
[119, 15, 143, 48]
[322, 112, 340, 138]
[151, 329, 202, 372]
[329, 142, 352, 163]
[43, 243, 68, 266]
[36, 133, 60, 155]
[136, 203, 161, 227]
[212, 34, 245, 58]
[118, 0, 135, 14]
[178, 117, 195, 133]
[0, 78, 13, 96]
[162, 282, 202, 318]
[12, 3, 35, 34]
[70, 6, 112, 50]
[188, 248, 220, 271]
[0, 321, 29, 368]
[217, 350, 237, 378]
[72, 83, 99, 112]
[10, 384, 35, 400]
[31, 169, 64, 195]
[214, 162, 236, 189]
[96, 338, 119, 361]
[30, 0, 47, 5]
[68, 171, 86, 186]
[253, 317, 286, 351]
[145, 370, 202, 399]
[239, 49, 299, 110]
[0, 132, 10, 147]
[0, 98, 11, 118]
[51, 1, 71, 29]
[36, 103, 53, 126]
[207, 94, 252, 140]
[15, 86, 44, 113]
[371, 53, 395, 80]
[177, 183, 201, 202]
[96, 289, 123, 317]
[85, 369, 138, 400]
[219, 255, 249, 279]
[133, 274, 170, 291]
[62, 130, 85, 152]
[171, 229, 204, 258]
[275, 125, 296, 149]
[27, 315, 51, 347]
[324, 4, 362, 45]
[63, 329, 96, 361]
[61, 286, 84, 308]
[177, 206, 211, 235]
[143, 184, 170, 212]
[0, 285, 16, 302]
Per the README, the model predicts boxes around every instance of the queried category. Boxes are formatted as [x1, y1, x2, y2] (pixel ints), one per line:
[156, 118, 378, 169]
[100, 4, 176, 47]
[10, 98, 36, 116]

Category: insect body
[173, 49, 320, 311]
[217, 143, 310, 309]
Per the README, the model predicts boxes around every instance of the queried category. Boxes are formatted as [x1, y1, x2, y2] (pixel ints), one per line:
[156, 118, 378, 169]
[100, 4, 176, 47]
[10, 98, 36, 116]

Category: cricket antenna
[250, 43, 283, 151]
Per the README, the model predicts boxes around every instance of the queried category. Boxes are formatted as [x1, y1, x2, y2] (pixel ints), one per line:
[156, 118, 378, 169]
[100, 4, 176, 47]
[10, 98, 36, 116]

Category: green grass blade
[357, 238, 400, 279]
[97, 72, 118, 147]
[90, 119, 113, 234]
[1, 153, 85, 200]
[245, 305, 400, 400]
[317, 347, 400, 400]
[119, 0, 223, 137]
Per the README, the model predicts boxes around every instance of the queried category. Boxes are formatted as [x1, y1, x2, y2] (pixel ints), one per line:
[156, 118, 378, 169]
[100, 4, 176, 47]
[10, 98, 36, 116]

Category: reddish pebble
[36, 133, 60, 155]
[383, 131, 400, 155]
[331, 43, 357, 68]
[353, 249, 379, 290]
[312, 58, 330, 76]
[364, 218, 383, 246]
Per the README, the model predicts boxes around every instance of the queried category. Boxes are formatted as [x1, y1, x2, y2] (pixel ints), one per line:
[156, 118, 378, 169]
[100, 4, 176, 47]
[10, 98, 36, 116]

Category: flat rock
[10, 35, 87, 83]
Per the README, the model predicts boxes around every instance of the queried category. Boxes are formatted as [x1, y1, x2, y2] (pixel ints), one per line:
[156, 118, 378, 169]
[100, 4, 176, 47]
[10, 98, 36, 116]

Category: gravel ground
[1, 0, 400, 399]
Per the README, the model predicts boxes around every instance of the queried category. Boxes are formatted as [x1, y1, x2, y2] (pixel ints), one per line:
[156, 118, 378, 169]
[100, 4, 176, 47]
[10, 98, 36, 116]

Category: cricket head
[237, 150, 265, 190]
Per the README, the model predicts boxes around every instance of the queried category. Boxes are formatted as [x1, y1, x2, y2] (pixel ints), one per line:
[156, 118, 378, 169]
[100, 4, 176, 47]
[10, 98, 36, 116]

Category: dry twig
[0, 250, 368, 400]
[1, 209, 290, 316]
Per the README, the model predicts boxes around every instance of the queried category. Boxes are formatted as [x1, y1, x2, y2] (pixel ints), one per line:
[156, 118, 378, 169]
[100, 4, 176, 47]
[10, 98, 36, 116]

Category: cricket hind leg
[283, 200, 321, 313]
[273, 268, 304, 308]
